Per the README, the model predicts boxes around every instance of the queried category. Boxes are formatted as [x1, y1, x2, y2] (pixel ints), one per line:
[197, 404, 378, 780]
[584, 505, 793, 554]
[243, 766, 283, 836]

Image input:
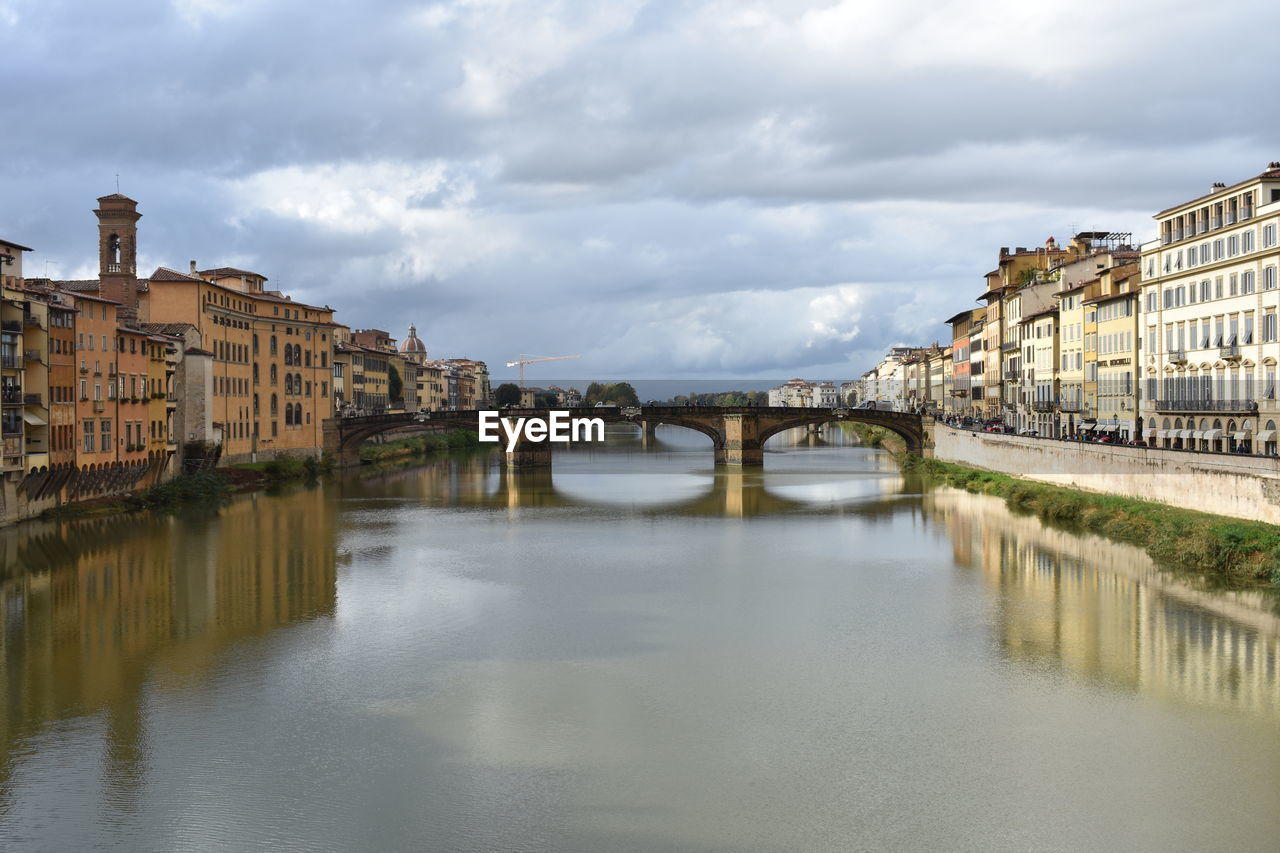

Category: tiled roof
[0, 237, 33, 252]
[136, 321, 195, 336]
[149, 266, 205, 282]
[51, 278, 150, 293]
[96, 193, 138, 203]
[198, 266, 268, 281]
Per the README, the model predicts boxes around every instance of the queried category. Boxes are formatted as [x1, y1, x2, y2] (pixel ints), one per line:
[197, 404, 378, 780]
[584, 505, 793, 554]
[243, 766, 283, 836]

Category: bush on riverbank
[360, 429, 481, 463]
[126, 471, 232, 511]
[841, 422, 905, 455]
[902, 455, 1280, 589]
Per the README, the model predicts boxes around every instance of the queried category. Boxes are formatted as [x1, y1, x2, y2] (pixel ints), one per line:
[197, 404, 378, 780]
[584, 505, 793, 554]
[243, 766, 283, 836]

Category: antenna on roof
[115, 173, 120, 193]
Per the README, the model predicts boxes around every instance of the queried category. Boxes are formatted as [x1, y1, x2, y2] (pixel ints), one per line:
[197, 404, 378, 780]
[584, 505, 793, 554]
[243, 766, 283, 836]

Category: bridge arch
[756, 412, 923, 455]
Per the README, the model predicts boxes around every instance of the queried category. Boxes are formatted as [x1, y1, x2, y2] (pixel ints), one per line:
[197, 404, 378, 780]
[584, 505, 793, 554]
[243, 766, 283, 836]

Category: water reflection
[0, 488, 338, 795]
[1, 429, 1278, 850]
[926, 487, 1280, 718]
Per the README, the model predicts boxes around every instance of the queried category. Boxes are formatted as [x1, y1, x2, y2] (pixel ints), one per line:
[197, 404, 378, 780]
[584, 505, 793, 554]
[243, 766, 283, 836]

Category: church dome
[400, 324, 426, 356]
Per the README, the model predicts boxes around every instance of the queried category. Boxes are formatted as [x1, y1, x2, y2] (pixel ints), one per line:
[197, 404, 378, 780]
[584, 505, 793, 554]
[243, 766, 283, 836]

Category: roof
[53, 278, 150, 293]
[136, 321, 196, 336]
[0, 238, 33, 252]
[66, 291, 121, 305]
[1155, 165, 1280, 218]
[96, 193, 138, 204]
[149, 266, 205, 282]
[944, 309, 975, 325]
[1022, 306, 1058, 322]
[198, 266, 268, 281]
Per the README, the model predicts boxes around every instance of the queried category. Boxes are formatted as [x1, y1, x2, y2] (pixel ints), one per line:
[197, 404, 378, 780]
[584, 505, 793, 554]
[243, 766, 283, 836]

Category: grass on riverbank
[233, 453, 333, 484]
[359, 429, 481, 463]
[841, 422, 907, 456]
[902, 454, 1280, 589]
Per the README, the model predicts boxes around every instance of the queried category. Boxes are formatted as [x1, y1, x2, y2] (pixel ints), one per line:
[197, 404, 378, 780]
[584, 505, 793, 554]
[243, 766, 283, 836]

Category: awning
[1079, 423, 1095, 431]
[1233, 431, 1253, 441]
[1256, 430, 1277, 443]
[1177, 430, 1194, 439]
[21, 410, 46, 426]
[1191, 431, 1204, 440]
[1155, 430, 1168, 439]
[1202, 429, 1223, 441]
[1143, 429, 1156, 438]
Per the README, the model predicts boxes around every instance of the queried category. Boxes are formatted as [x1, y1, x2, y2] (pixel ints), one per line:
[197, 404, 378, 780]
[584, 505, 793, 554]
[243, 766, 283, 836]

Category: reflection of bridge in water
[348, 440, 912, 518]
[325, 406, 929, 468]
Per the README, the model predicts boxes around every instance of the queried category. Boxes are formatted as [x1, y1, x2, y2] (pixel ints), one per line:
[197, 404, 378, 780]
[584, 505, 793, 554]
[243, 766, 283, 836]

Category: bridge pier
[719, 413, 763, 466]
[503, 435, 553, 468]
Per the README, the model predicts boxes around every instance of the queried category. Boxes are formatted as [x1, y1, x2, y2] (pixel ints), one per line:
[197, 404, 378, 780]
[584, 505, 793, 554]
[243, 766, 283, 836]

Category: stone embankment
[930, 422, 1280, 524]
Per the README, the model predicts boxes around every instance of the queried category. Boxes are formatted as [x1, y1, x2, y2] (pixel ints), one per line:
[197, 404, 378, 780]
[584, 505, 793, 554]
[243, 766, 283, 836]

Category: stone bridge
[322, 406, 930, 468]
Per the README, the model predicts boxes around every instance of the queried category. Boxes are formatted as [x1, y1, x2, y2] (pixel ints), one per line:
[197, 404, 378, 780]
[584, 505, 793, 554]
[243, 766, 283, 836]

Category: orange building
[46, 295, 77, 467]
[143, 264, 338, 462]
[72, 293, 120, 466]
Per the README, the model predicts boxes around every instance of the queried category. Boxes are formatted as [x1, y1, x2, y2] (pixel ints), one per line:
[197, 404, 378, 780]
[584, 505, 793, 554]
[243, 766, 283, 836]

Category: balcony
[1031, 400, 1055, 412]
[92, 400, 105, 413]
[1212, 215, 1222, 229]
[1220, 345, 1241, 360]
[22, 314, 42, 329]
[1, 354, 20, 370]
[1003, 370, 1022, 381]
[23, 393, 40, 406]
[1172, 227, 1183, 242]
[23, 349, 40, 363]
[1058, 401, 1083, 413]
[79, 365, 88, 374]
[1154, 399, 1258, 412]
[1168, 349, 1187, 364]
[1, 386, 20, 405]
[1000, 341, 1018, 352]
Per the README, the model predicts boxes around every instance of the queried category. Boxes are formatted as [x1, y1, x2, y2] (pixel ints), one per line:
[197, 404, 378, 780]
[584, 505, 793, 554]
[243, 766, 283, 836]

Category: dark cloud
[3, 0, 1277, 377]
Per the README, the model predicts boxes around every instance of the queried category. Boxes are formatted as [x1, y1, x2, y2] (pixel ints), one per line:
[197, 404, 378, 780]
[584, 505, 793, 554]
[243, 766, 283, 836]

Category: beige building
[1140, 164, 1280, 453]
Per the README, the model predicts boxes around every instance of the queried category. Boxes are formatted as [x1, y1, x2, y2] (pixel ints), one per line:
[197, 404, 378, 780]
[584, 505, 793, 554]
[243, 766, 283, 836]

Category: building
[1139, 165, 1280, 453]
[1087, 263, 1141, 441]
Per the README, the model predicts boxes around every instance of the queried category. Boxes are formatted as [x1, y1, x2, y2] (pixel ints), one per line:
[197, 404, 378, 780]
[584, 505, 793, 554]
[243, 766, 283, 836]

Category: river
[1, 426, 1278, 852]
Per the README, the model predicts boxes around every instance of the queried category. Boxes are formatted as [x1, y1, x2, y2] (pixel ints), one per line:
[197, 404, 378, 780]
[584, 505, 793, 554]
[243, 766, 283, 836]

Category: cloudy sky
[3, 0, 1278, 379]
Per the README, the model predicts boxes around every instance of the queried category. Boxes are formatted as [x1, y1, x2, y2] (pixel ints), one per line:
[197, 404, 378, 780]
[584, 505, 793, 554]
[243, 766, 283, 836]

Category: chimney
[1211, 182, 1226, 193]
[190, 260, 197, 275]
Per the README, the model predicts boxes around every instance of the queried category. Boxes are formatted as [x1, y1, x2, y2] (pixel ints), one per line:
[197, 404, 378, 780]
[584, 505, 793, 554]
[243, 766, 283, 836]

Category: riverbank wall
[931, 423, 1280, 524]
[0, 456, 173, 528]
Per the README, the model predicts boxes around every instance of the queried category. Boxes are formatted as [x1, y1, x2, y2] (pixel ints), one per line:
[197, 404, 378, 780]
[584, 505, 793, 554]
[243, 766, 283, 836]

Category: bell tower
[94, 193, 141, 309]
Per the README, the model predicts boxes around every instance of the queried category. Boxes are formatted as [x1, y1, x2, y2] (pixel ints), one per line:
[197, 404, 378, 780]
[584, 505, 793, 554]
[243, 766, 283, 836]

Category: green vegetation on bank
[128, 470, 233, 509]
[359, 429, 481, 463]
[901, 454, 1280, 589]
[841, 422, 905, 455]
[232, 453, 333, 484]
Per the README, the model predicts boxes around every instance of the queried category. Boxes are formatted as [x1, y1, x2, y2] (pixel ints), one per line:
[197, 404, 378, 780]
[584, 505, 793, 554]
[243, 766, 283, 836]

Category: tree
[388, 364, 403, 405]
[495, 383, 522, 406]
[533, 390, 558, 408]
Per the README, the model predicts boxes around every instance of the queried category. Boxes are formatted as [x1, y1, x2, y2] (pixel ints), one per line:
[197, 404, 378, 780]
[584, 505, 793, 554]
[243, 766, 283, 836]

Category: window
[83, 420, 94, 452]
[1265, 312, 1278, 343]
[1266, 267, 1277, 290]
[100, 420, 111, 452]
[1244, 230, 1255, 252]
[1243, 270, 1256, 294]
[1265, 224, 1277, 248]
[270, 336, 278, 356]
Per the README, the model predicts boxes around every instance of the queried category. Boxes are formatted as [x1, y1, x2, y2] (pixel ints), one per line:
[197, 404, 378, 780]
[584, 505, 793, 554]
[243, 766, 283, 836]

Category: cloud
[5, 0, 1279, 378]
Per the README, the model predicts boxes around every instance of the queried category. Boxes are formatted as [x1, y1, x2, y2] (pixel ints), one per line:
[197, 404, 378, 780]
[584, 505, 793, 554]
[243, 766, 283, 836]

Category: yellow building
[144, 264, 338, 462]
[1087, 263, 1141, 441]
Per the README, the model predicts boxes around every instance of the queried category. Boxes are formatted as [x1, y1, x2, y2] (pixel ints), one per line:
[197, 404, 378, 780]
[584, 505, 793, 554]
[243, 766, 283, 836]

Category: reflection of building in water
[926, 488, 1280, 719]
[0, 487, 338, 784]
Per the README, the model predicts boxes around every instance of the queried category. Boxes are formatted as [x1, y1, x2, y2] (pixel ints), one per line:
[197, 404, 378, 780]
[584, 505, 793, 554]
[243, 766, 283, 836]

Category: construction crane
[506, 354, 581, 389]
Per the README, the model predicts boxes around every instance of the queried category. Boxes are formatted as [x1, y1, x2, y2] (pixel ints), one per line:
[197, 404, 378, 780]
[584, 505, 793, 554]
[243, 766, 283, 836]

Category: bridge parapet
[323, 406, 924, 468]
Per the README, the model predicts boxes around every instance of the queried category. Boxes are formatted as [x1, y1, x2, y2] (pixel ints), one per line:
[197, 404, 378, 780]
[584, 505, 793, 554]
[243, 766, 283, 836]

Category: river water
[1, 426, 1278, 852]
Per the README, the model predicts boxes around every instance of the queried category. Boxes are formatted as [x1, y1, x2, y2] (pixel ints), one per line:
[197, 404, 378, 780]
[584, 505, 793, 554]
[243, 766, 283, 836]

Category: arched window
[285, 404, 293, 426]
[270, 364, 278, 385]
[305, 349, 311, 367]
[270, 393, 278, 416]
[253, 393, 259, 415]
[253, 363, 259, 384]
[294, 344, 302, 364]
[284, 345, 292, 366]
[294, 373, 302, 394]
[285, 374, 293, 395]
[270, 335, 278, 356]
[253, 334, 259, 355]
